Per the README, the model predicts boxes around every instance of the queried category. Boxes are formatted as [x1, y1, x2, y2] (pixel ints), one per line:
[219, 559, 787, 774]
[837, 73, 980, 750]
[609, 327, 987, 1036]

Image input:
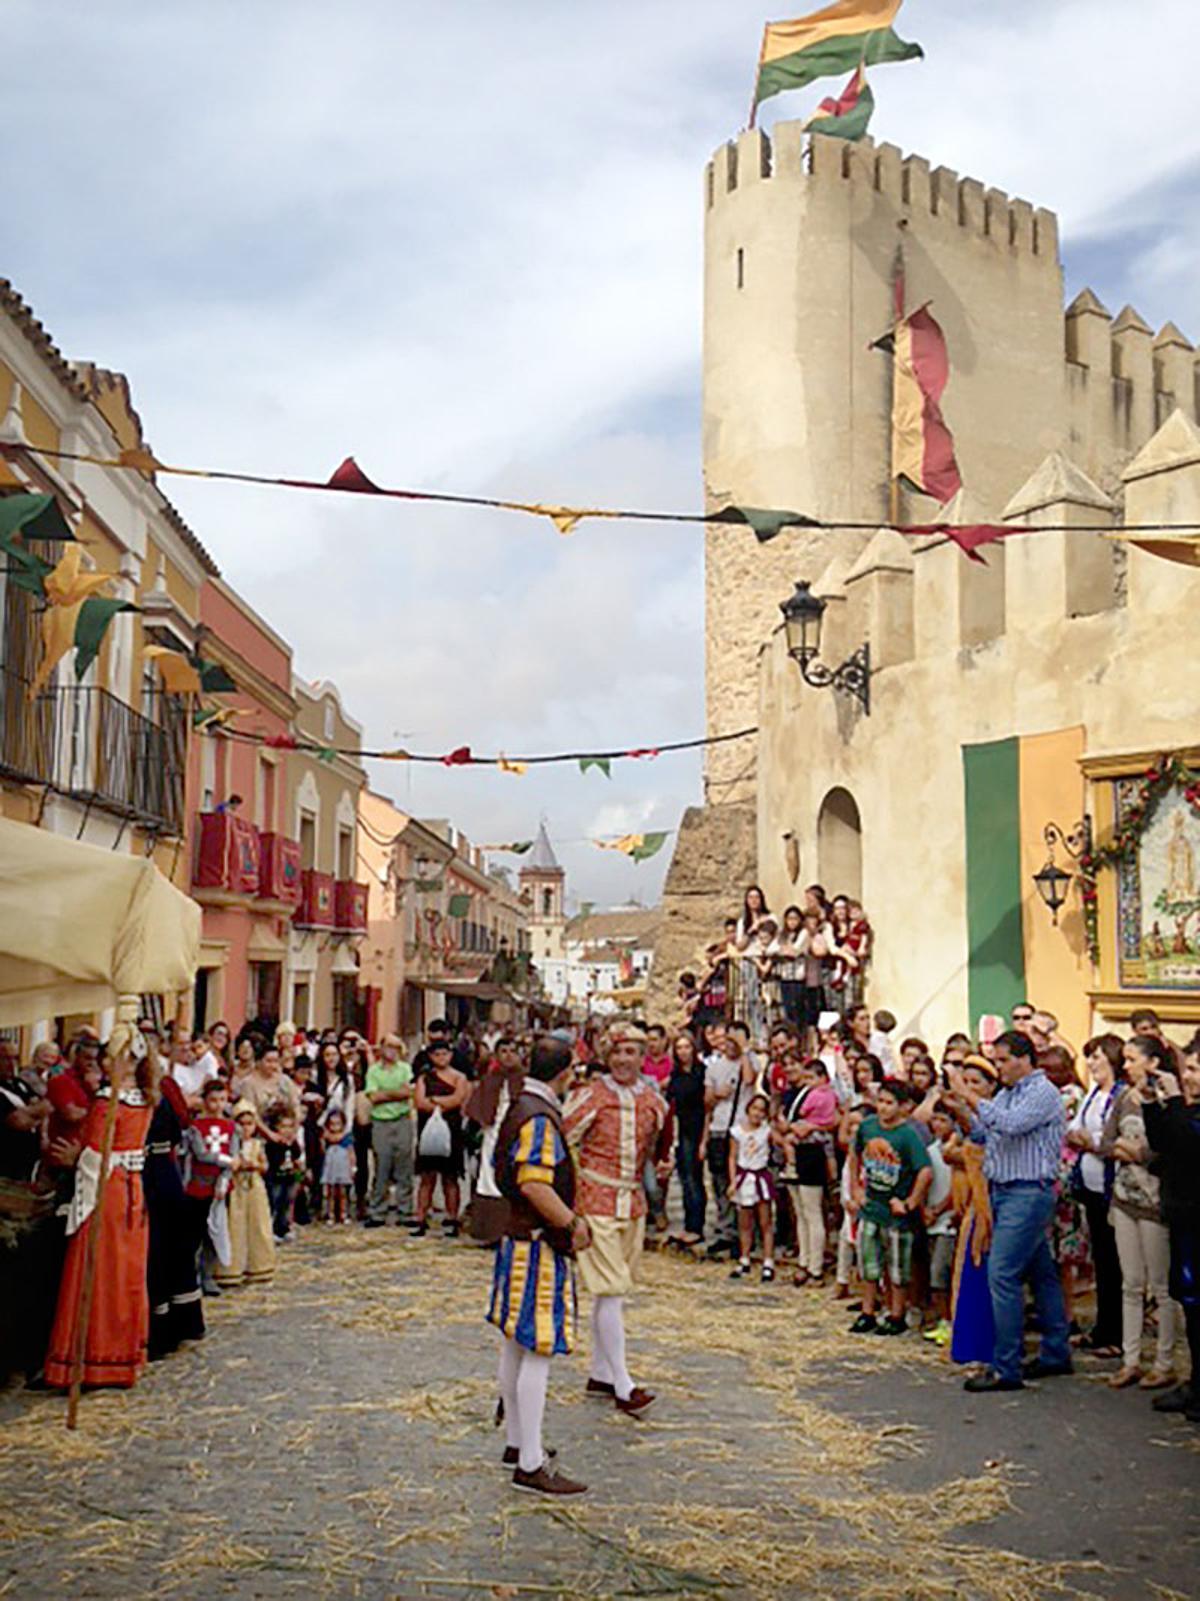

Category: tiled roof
[0, 280, 219, 577]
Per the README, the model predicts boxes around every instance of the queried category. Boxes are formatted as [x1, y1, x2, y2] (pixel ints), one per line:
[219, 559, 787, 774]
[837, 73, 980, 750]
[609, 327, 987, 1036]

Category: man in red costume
[563, 1021, 671, 1416]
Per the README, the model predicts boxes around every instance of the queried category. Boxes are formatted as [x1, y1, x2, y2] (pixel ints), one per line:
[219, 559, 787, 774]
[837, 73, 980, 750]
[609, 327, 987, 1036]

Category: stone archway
[817, 787, 862, 902]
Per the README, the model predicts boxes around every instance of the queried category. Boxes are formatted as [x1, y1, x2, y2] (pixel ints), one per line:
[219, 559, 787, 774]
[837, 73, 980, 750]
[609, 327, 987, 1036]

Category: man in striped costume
[487, 1036, 590, 1495]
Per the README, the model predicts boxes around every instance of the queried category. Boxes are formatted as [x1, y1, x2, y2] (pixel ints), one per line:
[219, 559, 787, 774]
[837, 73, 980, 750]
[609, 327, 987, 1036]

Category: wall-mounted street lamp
[1032, 817, 1093, 925]
[779, 581, 871, 715]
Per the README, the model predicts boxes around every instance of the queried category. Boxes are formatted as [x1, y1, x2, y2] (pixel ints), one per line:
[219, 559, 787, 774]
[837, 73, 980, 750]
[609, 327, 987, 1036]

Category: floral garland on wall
[1077, 752, 1200, 965]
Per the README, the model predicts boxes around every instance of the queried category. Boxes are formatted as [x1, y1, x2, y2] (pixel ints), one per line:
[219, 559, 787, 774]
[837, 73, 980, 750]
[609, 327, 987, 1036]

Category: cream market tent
[0, 817, 200, 1027]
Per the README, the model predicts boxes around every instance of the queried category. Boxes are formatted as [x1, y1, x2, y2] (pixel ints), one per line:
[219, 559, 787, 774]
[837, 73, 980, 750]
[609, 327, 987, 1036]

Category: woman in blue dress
[947, 1056, 998, 1369]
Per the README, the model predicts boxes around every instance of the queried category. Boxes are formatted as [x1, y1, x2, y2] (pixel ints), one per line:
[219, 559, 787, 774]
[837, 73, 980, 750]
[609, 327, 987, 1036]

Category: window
[337, 825, 353, 880]
[736, 247, 745, 290]
[200, 733, 216, 812]
[258, 754, 276, 830]
[299, 811, 317, 871]
[542, 887, 553, 917]
[292, 981, 311, 1029]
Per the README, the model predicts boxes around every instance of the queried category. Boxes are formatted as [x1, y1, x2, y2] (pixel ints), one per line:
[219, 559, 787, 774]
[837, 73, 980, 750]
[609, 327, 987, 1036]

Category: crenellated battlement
[705, 127, 1058, 265]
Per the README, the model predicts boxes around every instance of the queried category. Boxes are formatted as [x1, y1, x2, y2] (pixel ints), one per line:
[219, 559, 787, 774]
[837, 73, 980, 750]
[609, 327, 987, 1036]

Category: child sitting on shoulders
[727, 1092, 777, 1284]
[320, 1107, 356, 1224]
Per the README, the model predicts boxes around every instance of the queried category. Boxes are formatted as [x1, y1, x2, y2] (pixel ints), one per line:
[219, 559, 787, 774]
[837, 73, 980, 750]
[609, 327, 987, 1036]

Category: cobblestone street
[1, 1228, 1196, 1600]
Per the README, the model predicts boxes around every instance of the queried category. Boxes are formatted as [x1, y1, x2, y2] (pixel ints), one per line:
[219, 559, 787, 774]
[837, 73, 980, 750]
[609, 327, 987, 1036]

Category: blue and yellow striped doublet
[486, 1114, 577, 1356]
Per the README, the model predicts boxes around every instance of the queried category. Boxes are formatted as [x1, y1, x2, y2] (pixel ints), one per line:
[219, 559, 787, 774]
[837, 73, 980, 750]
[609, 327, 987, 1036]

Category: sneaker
[761, 1264, 776, 1283]
[873, 1317, 907, 1337]
[729, 1259, 752, 1279]
[512, 1464, 587, 1496]
[849, 1313, 878, 1334]
[923, 1319, 952, 1347]
[1152, 1383, 1194, 1415]
[363, 1218, 386, 1230]
[615, 1387, 656, 1417]
[502, 1445, 557, 1466]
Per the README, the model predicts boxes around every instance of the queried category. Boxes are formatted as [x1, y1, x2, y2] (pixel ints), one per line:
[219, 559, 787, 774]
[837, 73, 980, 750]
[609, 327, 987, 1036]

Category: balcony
[333, 878, 368, 934]
[1, 662, 186, 834]
[259, 832, 302, 908]
[294, 869, 335, 930]
[194, 812, 262, 899]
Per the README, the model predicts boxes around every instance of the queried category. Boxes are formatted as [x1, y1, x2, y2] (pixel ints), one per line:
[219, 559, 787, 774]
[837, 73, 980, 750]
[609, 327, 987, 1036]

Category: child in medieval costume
[562, 1021, 671, 1419]
[216, 1101, 274, 1287]
[45, 1050, 153, 1390]
[184, 1078, 237, 1288]
[486, 1035, 589, 1495]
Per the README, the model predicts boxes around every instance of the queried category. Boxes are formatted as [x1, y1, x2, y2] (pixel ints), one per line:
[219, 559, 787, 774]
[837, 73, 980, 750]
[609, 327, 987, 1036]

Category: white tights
[589, 1295, 633, 1402]
[497, 1337, 550, 1472]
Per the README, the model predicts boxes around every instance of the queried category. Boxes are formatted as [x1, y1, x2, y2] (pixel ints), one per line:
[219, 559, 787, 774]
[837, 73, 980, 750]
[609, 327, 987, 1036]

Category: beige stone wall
[643, 800, 757, 1025]
[702, 127, 1198, 800]
[756, 419, 1200, 1045]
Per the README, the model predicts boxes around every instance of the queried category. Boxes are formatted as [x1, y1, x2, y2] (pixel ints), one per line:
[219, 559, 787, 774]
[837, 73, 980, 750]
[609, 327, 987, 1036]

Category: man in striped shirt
[948, 1031, 1072, 1392]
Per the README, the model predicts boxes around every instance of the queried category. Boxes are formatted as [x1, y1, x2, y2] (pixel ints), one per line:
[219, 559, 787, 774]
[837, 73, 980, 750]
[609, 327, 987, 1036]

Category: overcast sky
[8, 1, 1199, 906]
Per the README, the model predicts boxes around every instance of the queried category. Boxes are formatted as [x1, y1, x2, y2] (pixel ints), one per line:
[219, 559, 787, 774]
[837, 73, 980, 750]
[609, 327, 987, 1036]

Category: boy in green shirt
[848, 1080, 932, 1336]
[364, 1035, 414, 1226]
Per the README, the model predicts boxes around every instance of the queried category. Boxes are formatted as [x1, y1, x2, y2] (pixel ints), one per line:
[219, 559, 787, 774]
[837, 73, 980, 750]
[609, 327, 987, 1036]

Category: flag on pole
[805, 62, 875, 140]
[755, 1, 922, 111]
[891, 307, 962, 505]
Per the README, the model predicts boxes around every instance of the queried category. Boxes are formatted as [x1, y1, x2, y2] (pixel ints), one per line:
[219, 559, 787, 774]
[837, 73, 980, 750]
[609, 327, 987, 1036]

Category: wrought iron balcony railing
[0, 662, 187, 835]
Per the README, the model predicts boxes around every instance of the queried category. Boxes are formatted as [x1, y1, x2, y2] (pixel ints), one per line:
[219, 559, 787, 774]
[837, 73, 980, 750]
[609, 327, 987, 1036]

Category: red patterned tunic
[562, 1074, 669, 1222]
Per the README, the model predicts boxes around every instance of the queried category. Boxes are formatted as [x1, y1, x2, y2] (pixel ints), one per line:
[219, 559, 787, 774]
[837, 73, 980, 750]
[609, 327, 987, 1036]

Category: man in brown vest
[486, 1035, 591, 1495]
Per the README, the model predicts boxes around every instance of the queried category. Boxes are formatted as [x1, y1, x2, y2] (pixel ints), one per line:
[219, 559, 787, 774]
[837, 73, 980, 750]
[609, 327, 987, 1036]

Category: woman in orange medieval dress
[44, 1049, 155, 1390]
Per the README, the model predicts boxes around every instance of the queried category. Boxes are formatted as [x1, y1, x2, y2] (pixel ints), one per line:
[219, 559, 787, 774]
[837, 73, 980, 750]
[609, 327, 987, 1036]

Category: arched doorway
[817, 787, 862, 902]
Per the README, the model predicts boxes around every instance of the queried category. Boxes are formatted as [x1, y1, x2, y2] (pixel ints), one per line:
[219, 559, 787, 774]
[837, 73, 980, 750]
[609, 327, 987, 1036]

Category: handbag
[418, 1106, 453, 1160]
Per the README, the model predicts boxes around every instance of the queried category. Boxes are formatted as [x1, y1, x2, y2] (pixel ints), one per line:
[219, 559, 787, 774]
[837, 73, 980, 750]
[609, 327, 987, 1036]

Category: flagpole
[888, 243, 905, 527]
[748, 26, 765, 129]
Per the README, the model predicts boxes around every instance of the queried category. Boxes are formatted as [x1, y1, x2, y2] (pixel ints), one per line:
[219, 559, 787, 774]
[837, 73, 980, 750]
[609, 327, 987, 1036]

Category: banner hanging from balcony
[143, 641, 236, 696]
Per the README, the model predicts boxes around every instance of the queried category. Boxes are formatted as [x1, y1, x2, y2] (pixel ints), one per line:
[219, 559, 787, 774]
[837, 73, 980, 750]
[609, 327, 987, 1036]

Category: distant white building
[561, 906, 662, 1016]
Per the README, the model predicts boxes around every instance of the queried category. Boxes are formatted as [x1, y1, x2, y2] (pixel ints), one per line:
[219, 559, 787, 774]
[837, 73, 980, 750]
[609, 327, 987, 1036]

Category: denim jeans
[987, 1180, 1070, 1382]
[706, 1133, 736, 1247]
[643, 1158, 666, 1223]
[265, 1174, 295, 1240]
[675, 1131, 707, 1237]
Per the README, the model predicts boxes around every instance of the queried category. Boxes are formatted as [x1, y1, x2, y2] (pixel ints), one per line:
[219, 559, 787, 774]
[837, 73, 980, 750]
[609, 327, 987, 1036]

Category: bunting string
[11, 441, 1200, 552]
[218, 724, 757, 768]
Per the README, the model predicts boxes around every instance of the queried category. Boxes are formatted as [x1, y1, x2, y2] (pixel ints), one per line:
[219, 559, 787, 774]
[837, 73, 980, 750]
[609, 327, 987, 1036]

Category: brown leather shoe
[585, 1377, 615, 1397]
[512, 1464, 587, 1495]
[615, 1387, 655, 1416]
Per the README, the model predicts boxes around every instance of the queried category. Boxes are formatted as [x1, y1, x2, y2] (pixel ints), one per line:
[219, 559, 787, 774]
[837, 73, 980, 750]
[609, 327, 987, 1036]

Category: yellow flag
[29, 546, 113, 694]
[143, 644, 202, 695]
[497, 756, 528, 776]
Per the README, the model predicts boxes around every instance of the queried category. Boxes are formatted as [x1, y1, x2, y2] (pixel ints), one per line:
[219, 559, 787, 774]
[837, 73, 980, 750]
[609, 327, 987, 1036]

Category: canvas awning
[0, 817, 201, 1027]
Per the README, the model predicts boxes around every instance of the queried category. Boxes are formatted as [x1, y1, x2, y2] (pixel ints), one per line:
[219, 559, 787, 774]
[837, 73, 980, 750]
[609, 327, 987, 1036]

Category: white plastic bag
[418, 1107, 452, 1160]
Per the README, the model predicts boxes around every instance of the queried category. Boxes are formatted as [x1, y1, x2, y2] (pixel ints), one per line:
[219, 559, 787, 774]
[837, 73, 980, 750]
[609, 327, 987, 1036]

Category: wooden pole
[66, 1001, 137, 1429]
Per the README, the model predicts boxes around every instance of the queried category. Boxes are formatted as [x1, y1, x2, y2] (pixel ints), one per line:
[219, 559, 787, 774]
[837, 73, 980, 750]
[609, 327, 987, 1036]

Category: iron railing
[0, 661, 186, 834]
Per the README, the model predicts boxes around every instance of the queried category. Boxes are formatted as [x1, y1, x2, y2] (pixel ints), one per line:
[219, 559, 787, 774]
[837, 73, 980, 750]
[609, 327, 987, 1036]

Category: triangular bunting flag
[326, 457, 384, 494]
[0, 491, 75, 544]
[73, 597, 138, 680]
[579, 757, 612, 778]
[708, 505, 818, 543]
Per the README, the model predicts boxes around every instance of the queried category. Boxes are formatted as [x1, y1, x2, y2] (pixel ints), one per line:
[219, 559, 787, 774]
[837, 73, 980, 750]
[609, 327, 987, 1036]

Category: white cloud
[6, 0, 1198, 907]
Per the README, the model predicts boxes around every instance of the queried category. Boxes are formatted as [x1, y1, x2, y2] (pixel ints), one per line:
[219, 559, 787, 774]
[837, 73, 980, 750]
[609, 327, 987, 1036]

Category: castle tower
[703, 127, 1066, 799]
[519, 822, 567, 996]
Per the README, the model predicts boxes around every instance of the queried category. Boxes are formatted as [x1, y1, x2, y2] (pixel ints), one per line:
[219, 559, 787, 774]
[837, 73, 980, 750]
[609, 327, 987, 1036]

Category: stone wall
[643, 800, 756, 1024]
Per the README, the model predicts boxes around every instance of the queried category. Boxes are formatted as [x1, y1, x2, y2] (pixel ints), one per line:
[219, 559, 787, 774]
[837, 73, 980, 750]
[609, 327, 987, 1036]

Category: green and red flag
[891, 307, 962, 506]
[754, 0, 922, 112]
[805, 62, 874, 140]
